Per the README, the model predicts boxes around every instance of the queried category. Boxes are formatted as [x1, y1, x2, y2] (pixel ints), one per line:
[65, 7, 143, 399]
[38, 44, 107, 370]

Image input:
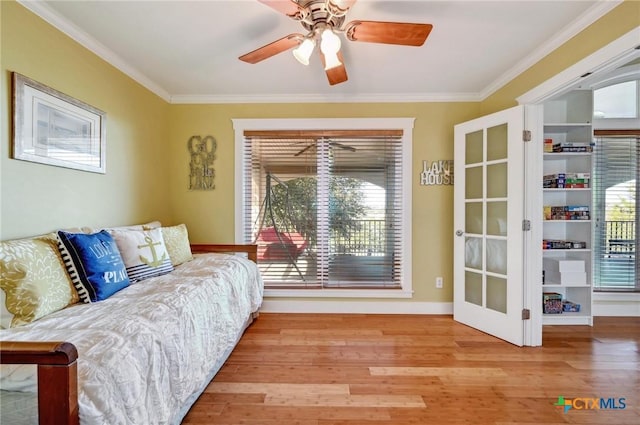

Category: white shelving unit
[542, 90, 594, 326]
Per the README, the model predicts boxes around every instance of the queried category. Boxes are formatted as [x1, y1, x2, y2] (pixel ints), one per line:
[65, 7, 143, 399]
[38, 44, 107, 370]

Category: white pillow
[109, 228, 173, 282]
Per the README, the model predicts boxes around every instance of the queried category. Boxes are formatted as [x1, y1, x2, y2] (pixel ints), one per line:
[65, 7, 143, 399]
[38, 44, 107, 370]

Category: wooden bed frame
[190, 244, 257, 263]
[0, 244, 258, 425]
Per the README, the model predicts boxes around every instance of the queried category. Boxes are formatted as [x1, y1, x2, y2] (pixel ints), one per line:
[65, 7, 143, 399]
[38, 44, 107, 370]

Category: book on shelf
[543, 292, 563, 314]
[544, 138, 554, 153]
[551, 142, 593, 153]
[542, 240, 587, 250]
[562, 301, 581, 312]
[543, 205, 590, 220]
[543, 172, 590, 188]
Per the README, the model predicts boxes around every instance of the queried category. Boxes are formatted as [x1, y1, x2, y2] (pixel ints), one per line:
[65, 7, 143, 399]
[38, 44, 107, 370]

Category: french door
[453, 106, 526, 346]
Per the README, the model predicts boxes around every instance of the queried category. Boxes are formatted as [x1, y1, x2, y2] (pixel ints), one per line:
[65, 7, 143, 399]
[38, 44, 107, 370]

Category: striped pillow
[57, 230, 130, 303]
[109, 228, 174, 282]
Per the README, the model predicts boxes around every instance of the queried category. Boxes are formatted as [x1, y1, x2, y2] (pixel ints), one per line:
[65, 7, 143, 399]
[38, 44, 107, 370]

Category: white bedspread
[0, 253, 263, 425]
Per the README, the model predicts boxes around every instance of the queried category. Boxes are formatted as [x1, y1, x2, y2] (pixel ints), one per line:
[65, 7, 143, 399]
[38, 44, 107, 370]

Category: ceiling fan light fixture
[320, 28, 341, 55]
[325, 0, 350, 17]
[323, 51, 342, 70]
[293, 37, 315, 65]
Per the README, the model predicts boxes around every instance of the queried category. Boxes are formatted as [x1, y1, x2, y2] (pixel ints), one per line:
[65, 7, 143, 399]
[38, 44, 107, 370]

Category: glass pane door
[454, 105, 525, 346]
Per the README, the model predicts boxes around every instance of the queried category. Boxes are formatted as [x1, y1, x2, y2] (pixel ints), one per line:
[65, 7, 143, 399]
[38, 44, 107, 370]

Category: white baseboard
[260, 299, 453, 315]
[262, 299, 638, 316]
[593, 293, 640, 316]
[594, 303, 640, 316]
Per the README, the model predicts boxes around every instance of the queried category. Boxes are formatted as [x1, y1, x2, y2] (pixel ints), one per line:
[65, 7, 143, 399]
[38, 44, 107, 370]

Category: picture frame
[12, 72, 107, 174]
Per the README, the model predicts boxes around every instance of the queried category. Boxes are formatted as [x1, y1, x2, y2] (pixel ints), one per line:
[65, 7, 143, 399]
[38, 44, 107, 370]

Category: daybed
[0, 224, 263, 425]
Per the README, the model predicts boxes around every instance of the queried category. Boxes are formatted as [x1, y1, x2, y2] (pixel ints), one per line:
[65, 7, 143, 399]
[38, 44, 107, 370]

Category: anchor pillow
[57, 230, 130, 303]
[109, 228, 174, 282]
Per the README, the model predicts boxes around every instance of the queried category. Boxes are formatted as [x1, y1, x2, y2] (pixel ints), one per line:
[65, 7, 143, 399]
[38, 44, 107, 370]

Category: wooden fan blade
[258, 0, 304, 18]
[320, 51, 348, 86]
[239, 34, 303, 64]
[345, 21, 433, 46]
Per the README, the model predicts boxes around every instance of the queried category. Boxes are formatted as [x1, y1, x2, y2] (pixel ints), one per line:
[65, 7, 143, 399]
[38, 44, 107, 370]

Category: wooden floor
[182, 314, 640, 425]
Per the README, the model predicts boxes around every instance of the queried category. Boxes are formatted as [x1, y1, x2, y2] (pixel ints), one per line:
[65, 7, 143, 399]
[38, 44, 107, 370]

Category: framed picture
[12, 72, 106, 173]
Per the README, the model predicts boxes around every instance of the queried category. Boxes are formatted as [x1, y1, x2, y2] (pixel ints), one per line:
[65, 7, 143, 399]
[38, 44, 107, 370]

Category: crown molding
[15, 0, 483, 105]
[480, 0, 622, 100]
[18, 0, 621, 105]
[18, 0, 172, 102]
[170, 92, 482, 104]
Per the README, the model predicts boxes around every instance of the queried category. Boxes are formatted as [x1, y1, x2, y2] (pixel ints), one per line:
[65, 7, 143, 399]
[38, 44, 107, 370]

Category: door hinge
[522, 219, 531, 231]
[522, 309, 531, 320]
[523, 130, 531, 142]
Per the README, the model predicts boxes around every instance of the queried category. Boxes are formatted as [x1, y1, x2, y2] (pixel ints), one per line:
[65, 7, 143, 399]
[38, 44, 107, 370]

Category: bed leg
[37, 362, 79, 425]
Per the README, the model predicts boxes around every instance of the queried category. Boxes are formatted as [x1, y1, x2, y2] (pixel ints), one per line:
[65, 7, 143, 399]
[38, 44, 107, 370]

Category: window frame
[233, 118, 414, 299]
[590, 72, 640, 293]
[592, 131, 639, 293]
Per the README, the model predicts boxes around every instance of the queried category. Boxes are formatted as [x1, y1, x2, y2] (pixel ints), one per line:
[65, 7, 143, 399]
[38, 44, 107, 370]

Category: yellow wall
[0, 1, 171, 240]
[169, 102, 479, 303]
[167, 1, 639, 305]
[1, 0, 636, 305]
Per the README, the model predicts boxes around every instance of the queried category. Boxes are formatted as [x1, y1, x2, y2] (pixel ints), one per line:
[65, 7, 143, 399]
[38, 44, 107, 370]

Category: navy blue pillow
[57, 230, 130, 303]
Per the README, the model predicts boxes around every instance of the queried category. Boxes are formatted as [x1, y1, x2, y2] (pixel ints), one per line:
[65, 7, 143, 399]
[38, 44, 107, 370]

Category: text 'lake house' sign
[420, 160, 454, 186]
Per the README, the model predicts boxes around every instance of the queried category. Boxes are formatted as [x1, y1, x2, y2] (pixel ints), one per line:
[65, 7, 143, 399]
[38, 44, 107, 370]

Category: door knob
[455, 230, 464, 237]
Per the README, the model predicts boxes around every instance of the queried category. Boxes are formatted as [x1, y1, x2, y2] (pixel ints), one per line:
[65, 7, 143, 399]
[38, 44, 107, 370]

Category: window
[593, 80, 638, 119]
[593, 132, 639, 292]
[233, 118, 413, 296]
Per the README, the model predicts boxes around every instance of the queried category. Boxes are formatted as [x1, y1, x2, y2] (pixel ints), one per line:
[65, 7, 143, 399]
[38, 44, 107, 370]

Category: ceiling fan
[239, 0, 433, 86]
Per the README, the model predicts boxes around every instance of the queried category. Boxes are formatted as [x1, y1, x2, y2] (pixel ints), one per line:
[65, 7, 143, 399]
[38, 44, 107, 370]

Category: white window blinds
[593, 131, 639, 291]
[241, 130, 405, 289]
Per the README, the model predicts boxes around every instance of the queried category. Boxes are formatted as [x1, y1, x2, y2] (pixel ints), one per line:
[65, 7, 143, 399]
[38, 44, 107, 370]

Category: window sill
[264, 288, 414, 299]
[593, 292, 640, 302]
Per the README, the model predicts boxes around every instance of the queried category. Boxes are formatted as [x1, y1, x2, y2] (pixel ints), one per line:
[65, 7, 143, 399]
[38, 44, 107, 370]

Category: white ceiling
[22, 0, 620, 103]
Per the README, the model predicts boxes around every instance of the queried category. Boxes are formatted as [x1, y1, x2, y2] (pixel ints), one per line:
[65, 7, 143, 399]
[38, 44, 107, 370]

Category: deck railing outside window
[605, 220, 636, 255]
[330, 219, 386, 256]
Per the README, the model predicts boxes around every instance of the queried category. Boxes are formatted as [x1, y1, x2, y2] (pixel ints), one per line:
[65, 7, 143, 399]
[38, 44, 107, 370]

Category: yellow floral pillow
[0, 234, 78, 328]
[161, 224, 193, 266]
